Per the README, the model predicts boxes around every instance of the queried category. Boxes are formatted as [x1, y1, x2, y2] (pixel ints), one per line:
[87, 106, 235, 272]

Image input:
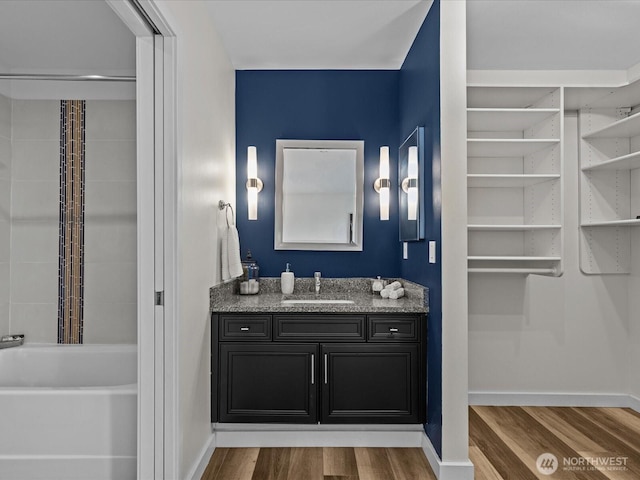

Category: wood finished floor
[202, 407, 640, 480]
[201, 447, 436, 480]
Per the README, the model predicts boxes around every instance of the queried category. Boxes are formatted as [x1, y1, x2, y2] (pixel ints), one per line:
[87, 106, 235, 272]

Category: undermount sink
[281, 299, 355, 305]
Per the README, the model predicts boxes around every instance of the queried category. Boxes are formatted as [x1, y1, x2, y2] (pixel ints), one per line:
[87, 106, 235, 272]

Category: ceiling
[0, 0, 639, 94]
[204, 0, 432, 70]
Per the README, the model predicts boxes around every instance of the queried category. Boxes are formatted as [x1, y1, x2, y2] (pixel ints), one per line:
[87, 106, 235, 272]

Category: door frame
[105, 1, 178, 478]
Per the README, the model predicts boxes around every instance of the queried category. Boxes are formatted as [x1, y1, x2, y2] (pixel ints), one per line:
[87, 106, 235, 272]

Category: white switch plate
[428, 241, 436, 263]
[403, 242, 408, 260]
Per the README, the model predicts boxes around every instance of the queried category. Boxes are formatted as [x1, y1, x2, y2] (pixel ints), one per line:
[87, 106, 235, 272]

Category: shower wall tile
[11, 100, 59, 140]
[0, 263, 9, 304]
[0, 137, 10, 180]
[11, 222, 58, 263]
[85, 140, 136, 181]
[84, 180, 136, 218]
[0, 179, 9, 222]
[0, 303, 9, 337]
[11, 303, 57, 343]
[83, 262, 137, 305]
[10, 262, 57, 304]
[12, 140, 58, 181]
[85, 100, 136, 140]
[10, 180, 59, 222]
[83, 302, 137, 344]
[0, 221, 9, 262]
[0, 94, 10, 139]
[84, 222, 136, 263]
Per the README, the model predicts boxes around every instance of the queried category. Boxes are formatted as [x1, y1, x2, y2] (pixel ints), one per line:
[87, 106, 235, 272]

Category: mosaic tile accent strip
[57, 100, 86, 344]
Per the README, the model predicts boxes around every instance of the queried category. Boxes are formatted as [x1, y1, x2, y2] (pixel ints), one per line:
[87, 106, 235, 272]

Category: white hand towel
[226, 225, 243, 279]
[386, 281, 402, 291]
[221, 224, 243, 281]
[389, 287, 405, 300]
[380, 288, 390, 298]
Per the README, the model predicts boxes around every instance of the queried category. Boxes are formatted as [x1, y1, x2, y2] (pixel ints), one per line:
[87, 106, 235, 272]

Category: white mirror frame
[275, 139, 364, 251]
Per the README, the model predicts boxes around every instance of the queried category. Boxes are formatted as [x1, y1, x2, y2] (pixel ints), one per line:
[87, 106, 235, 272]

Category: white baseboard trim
[187, 433, 216, 480]
[214, 424, 424, 448]
[628, 395, 640, 412]
[421, 433, 474, 480]
[469, 391, 640, 412]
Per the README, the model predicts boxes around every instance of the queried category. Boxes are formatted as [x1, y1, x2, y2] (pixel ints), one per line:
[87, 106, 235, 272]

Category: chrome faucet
[314, 271, 321, 294]
[0, 334, 24, 349]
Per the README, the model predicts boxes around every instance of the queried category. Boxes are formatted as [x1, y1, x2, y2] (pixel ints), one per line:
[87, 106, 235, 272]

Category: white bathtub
[0, 344, 137, 480]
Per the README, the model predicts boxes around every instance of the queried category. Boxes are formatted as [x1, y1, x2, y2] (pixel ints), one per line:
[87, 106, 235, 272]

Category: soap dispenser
[281, 263, 295, 294]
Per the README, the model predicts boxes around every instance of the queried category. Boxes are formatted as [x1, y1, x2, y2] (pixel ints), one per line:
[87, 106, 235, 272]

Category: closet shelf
[581, 219, 640, 227]
[468, 267, 557, 275]
[581, 150, 640, 171]
[468, 256, 562, 262]
[583, 110, 640, 138]
[468, 224, 561, 231]
[467, 174, 560, 188]
[468, 139, 559, 157]
[467, 108, 559, 132]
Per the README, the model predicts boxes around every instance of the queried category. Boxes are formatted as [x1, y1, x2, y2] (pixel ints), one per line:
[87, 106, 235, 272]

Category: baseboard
[628, 394, 640, 413]
[214, 424, 424, 448]
[469, 391, 637, 408]
[187, 433, 216, 480]
[421, 434, 474, 480]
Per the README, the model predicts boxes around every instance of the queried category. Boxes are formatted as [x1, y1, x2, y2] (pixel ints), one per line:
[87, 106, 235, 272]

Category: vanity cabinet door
[219, 343, 318, 423]
[321, 344, 420, 424]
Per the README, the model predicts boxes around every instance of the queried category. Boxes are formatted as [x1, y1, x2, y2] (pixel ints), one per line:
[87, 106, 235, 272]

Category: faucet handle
[314, 271, 321, 279]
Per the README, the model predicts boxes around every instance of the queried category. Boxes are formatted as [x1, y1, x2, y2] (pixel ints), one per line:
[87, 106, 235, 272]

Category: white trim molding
[187, 433, 216, 480]
[470, 392, 640, 412]
[421, 434, 474, 480]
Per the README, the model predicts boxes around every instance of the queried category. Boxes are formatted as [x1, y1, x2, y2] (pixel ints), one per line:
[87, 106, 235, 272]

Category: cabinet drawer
[220, 315, 272, 341]
[274, 315, 365, 342]
[368, 315, 419, 342]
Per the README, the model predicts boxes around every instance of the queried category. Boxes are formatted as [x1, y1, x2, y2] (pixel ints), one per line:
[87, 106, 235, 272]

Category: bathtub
[0, 344, 137, 480]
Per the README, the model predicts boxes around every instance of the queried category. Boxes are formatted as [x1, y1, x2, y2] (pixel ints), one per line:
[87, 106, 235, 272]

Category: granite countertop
[210, 277, 428, 314]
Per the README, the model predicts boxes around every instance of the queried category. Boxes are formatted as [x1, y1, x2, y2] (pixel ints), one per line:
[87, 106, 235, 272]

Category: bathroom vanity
[210, 278, 428, 425]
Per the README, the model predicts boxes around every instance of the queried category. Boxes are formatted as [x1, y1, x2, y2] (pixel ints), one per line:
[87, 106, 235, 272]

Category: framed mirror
[398, 126, 425, 241]
[275, 139, 364, 251]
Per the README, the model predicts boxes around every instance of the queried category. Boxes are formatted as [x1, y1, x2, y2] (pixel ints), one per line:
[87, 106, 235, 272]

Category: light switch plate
[403, 242, 408, 260]
[428, 241, 436, 263]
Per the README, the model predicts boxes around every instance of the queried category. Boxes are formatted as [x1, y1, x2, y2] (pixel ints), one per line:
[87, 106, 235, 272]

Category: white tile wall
[0, 94, 9, 337]
[3, 99, 137, 344]
[11, 140, 59, 181]
[11, 100, 59, 141]
[11, 303, 58, 343]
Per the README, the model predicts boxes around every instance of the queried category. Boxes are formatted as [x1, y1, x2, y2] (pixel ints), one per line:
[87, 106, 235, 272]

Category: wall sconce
[246, 146, 263, 220]
[373, 146, 391, 221]
[402, 145, 418, 221]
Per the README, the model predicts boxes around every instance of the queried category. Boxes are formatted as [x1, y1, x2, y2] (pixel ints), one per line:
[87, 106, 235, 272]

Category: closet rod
[0, 73, 135, 82]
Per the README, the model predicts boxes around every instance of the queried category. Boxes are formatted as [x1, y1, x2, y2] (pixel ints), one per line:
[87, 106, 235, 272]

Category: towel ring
[218, 200, 234, 227]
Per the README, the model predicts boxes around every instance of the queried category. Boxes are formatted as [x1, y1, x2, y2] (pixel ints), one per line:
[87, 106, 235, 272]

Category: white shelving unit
[467, 86, 564, 275]
[578, 83, 640, 274]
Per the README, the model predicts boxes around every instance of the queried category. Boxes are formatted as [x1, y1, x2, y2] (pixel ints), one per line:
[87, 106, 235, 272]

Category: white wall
[0, 94, 10, 337]
[629, 170, 640, 401]
[152, 1, 235, 478]
[469, 113, 631, 397]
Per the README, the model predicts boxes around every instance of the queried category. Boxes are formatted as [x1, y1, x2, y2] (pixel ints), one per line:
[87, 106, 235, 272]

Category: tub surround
[210, 277, 428, 314]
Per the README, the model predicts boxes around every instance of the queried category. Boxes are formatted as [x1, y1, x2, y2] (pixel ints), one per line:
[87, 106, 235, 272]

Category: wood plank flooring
[202, 407, 640, 480]
[201, 447, 436, 480]
[470, 406, 640, 479]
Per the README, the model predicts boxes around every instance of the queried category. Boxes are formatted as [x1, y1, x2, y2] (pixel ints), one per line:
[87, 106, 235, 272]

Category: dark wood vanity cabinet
[212, 313, 425, 424]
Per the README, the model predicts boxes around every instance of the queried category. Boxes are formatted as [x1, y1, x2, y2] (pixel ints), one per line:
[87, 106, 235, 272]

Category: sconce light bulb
[380, 186, 389, 221]
[248, 187, 258, 220]
[379, 146, 389, 178]
[247, 146, 257, 179]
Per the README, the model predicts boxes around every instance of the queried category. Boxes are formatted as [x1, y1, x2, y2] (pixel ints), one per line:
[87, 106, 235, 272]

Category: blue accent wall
[399, 0, 442, 456]
[235, 4, 442, 457]
[236, 70, 401, 278]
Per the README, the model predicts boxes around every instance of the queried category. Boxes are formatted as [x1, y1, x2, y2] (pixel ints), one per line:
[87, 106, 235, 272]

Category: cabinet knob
[389, 328, 399, 332]
[240, 327, 250, 331]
